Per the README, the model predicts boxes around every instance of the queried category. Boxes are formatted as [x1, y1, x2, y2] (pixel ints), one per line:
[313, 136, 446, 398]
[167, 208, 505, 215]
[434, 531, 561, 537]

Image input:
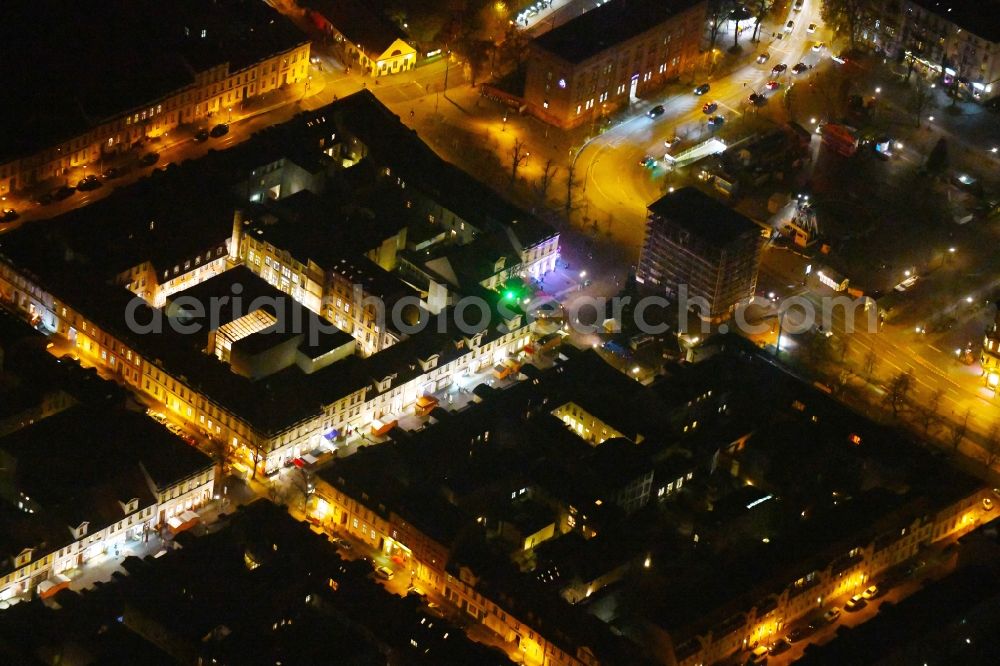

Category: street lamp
[227, 106, 232, 123]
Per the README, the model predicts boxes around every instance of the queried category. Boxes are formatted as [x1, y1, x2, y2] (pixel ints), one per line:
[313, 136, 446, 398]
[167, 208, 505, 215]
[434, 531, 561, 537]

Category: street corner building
[522, 0, 707, 128]
[637, 187, 764, 322]
[302, 0, 416, 78]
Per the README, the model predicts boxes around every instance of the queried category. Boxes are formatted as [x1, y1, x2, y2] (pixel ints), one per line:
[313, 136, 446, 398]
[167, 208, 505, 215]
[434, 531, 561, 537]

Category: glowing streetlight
[949, 247, 956, 253]
[904, 269, 911, 277]
[929, 115, 935, 121]
[875, 87, 882, 94]
[966, 296, 974, 303]
[579, 270, 587, 279]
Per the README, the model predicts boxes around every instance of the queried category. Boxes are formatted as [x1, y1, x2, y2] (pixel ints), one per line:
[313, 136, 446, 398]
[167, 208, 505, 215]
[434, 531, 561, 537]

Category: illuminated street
[5, 1, 1000, 665]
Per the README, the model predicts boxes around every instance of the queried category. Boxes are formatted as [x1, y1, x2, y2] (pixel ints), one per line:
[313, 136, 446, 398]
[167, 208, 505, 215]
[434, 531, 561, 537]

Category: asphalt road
[758, 249, 1000, 458]
[572, 0, 830, 256]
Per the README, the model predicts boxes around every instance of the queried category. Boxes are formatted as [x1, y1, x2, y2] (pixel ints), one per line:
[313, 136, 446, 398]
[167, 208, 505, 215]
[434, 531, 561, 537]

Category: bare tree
[917, 389, 944, 435]
[950, 409, 971, 453]
[500, 23, 529, 72]
[536, 158, 558, 203]
[509, 137, 529, 186]
[863, 349, 878, 378]
[984, 425, 1000, 470]
[282, 468, 313, 512]
[750, 0, 774, 42]
[883, 369, 914, 418]
[782, 83, 797, 122]
[706, 0, 734, 49]
[813, 67, 850, 120]
[820, 0, 872, 50]
[565, 159, 578, 217]
[806, 332, 832, 366]
[909, 77, 932, 128]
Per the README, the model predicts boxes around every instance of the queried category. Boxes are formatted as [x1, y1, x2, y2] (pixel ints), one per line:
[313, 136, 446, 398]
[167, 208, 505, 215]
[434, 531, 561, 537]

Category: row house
[674, 485, 996, 666]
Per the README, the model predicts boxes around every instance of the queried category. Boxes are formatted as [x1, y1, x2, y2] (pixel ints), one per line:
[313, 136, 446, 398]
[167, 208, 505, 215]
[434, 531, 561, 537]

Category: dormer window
[15, 548, 33, 568]
[73, 521, 89, 539]
[120, 498, 140, 515]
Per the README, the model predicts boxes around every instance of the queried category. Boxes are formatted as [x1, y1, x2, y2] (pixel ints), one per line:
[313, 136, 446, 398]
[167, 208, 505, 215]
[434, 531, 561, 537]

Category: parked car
[638, 155, 658, 168]
[647, 104, 665, 118]
[757, 52, 770, 64]
[374, 565, 394, 580]
[812, 41, 825, 51]
[693, 83, 711, 95]
[0, 208, 18, 223]
[103, 166, 125, 179]
[748, 93, 765, 106]
[194, 128, 210, 142]
[701, 101, 718, 114]
[425, 602, 446, 618]
[747, 645, 769, 665]
[210, 123, 230, 138]
[784, 20, 795, 32]
[786, 626, 813, 643]
[771, 63, 787, 74]
[792, 62, 809, 74]
[822, 607, 842, 624]
[52, 185, 75, 201]
[707, 115, 725, 127]
[807, 22, 818, 33]
[861, 585, 880, 599]
[139, 152, 160, 166]
[768, 638, 792, 655]
[844, 594, 867, 612]
[766, 80, 780, 90]
[76, 174, 103, 191]
[793, 0, 803, 10]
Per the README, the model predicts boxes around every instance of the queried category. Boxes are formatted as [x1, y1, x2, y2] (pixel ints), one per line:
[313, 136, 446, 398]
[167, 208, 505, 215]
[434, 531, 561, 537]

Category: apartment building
[863, 0, 1000, 99]
[0, 91, 552, 479]
[0, 0, 310, 195]
[523, 0, 706, 127]
[637, 187, 764, 321]
[0, 406, 214, 603]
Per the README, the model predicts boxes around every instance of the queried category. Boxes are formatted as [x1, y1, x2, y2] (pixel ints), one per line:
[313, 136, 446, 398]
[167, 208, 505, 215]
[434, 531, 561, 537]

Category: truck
[820, 123, 859, 157]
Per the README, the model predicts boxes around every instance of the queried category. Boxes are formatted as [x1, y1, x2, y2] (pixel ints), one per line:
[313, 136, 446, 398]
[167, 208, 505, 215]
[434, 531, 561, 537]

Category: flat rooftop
[532, 0, 702, 65]
[647, 186, 761, 247]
